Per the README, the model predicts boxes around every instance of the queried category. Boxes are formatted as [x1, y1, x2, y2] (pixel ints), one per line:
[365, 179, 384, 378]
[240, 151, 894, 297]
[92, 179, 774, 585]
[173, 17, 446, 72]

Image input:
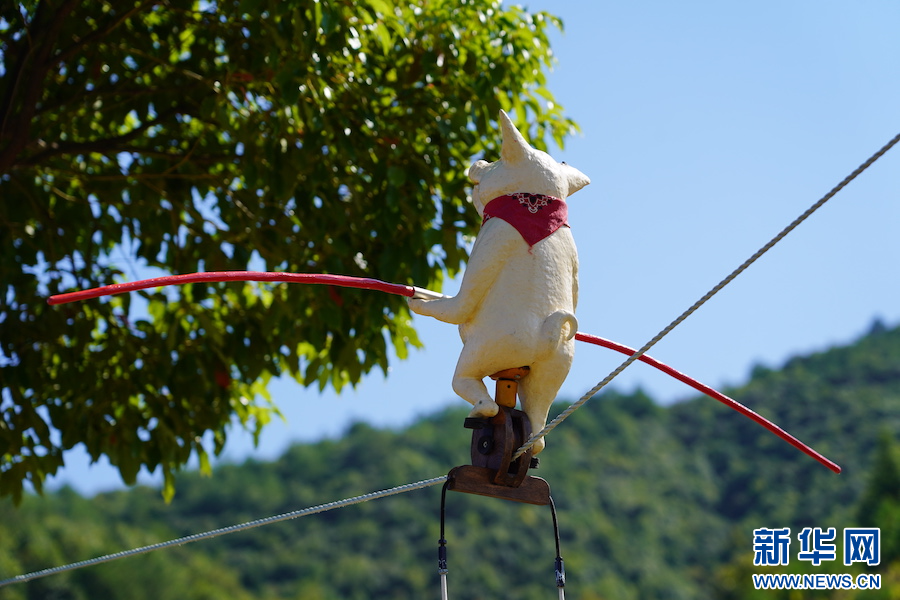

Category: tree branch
[52, 0, 161, 67]
[113, 145, 235, 164]
[15, 105, 187, 167]
[0, 0, 82, 175]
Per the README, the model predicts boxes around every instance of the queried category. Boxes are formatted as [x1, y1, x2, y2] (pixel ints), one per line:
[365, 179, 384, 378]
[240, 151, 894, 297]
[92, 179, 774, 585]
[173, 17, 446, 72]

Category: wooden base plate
[446, 465, 551, 506]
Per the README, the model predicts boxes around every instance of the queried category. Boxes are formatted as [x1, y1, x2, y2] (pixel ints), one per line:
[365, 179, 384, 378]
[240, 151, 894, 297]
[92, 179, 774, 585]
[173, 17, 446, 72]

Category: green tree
[0, 0, 575, 501]
[857, 432, 900, 564]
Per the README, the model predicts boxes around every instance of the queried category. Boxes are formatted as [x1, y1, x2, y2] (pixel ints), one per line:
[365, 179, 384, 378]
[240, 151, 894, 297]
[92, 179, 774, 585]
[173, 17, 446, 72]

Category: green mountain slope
[2, 323, 899, 600]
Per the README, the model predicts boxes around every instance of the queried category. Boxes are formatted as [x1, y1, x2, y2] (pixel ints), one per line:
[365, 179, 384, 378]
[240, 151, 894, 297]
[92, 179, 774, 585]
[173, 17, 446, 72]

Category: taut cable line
[513, 130, 900, 461]
[0, 476, 448, 588]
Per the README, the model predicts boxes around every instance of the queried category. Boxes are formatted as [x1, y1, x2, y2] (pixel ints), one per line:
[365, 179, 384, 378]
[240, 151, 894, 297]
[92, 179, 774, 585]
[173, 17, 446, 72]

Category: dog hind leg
[516, 351, 573, 455]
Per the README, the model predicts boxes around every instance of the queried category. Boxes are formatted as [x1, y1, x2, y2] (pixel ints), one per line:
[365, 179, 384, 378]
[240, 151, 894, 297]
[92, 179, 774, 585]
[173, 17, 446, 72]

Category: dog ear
[467, 159, 489, 182]
[564, 164, 591, 196]
[499, 110, 531, 164]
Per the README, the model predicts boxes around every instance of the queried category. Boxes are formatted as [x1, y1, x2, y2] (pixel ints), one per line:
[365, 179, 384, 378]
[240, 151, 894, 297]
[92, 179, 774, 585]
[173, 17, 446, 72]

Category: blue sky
[51, 1, 900, 494]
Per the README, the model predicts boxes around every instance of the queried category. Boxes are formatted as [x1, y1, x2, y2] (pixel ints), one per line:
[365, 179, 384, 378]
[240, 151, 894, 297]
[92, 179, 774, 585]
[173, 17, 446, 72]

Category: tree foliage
[857, 432, 900, 565]
[0, 0, 575, 501]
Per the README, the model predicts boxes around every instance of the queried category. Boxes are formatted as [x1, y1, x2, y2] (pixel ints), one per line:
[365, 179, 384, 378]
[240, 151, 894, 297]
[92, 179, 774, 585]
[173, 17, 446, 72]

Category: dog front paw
[467, 398, 500, 419]
[407, 297, 429, 315]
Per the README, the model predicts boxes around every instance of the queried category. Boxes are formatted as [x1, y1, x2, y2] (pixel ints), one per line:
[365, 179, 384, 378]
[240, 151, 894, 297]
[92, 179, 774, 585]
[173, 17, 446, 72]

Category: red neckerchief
[482, 193, 569, 248]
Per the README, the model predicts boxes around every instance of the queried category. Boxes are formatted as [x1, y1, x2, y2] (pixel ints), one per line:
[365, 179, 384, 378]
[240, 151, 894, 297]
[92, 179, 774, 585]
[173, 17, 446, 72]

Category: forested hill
[2, 322, 900, 600]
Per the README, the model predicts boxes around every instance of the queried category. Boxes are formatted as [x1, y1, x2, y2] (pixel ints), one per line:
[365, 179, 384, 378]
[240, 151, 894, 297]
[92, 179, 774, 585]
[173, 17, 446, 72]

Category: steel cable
[0, 476, 447, 588]
[514, 130, 900, 459]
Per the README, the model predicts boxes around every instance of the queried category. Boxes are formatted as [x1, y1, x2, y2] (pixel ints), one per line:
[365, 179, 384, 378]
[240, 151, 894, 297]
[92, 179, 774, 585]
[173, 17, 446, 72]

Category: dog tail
[541, 310, 578, 354]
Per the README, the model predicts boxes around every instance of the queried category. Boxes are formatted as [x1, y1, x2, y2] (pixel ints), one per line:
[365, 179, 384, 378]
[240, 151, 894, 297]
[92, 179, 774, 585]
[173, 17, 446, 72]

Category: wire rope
[514, 130, 900, 459]
[0, 476, 447, 588]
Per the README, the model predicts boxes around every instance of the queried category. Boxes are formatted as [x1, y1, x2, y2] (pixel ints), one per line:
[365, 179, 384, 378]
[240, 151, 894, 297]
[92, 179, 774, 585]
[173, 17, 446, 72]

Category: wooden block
[489, 366, 531, 381]
[495, 379, 518, 408]
[447, 465, 551, 506]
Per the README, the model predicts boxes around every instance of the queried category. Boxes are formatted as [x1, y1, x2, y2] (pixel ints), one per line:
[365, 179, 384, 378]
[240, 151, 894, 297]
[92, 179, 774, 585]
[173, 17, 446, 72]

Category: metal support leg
[550, 496, 565, 599]
[438, 480, 450, 600]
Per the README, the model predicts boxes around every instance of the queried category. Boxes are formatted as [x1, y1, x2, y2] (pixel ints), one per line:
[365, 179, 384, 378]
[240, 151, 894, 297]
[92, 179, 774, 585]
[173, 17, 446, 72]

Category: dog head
[467, 110, 590, 216]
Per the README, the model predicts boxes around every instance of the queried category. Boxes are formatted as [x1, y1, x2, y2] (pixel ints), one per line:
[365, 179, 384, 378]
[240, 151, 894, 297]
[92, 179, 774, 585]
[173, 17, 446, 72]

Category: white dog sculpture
[408, 111, 590, 454]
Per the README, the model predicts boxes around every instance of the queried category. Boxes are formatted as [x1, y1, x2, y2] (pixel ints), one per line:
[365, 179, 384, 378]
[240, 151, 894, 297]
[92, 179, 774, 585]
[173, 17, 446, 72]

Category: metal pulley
[463, 366, 538, 488]
[438, 366, 566, 599]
